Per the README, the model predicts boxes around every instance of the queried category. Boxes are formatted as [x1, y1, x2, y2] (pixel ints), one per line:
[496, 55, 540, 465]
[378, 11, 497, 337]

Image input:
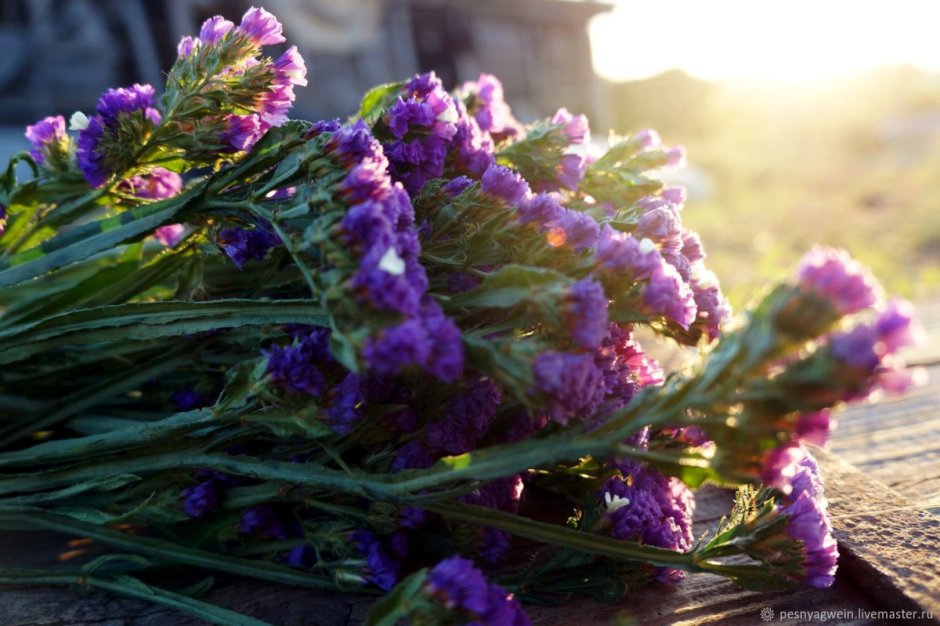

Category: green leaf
[358, 81, 404, 124]
[0, 299, 327, 365]
[449, 264, 571, 309]
[0, 187, 200, 286]
[366, 569, 428, 626]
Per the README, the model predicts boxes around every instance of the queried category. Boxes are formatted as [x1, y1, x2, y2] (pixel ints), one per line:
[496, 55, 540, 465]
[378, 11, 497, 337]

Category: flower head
[796, 247, 882, 316]
[564, 278, 609, 348]
[25, 115, 69, 168]
[181, 480, 222, 519]
[238, 7, 286, 46]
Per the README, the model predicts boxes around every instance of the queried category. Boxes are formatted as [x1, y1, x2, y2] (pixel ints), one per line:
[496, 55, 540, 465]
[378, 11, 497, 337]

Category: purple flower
[449, 113, 496, 177]
[636, 204, 680, 241]
[761, 443, 806, 495]
[153, 224, 184, 247]
[552, 108, 590, 145]
[600, 462, 694, 582]
[240, 505, 291, 540]
[442, 175, 474, 199]
[218, 223, 281, 269]
[875, 298, 923, 354]
[643, 262, 697, 329]
[264, 326, 333, 396]
[181, 481, 222, 519]
[681, 230, 705, 263]
[77, 84, 161, 187]
[661, 186, 686, 204]
[351, 530, 399, 591]
[689, 267, 730, 341]
[551, 210, 599, 252]
[365, 301, 463, 382]
[594, 324, 664, 413]
[219, 114, 263, 152]
[531, 352, 606, 424]
[426, 556, 491, 614]
[172, 389, 204, 411]
[516, 193, 564, 229]
[284, 545, 317, 569]
[565, 278, 609, 349]
[632, 128, 661, 149]
[273, 46, 307, 87]
[199, 15, 234, 44]
[426, 378, 501, 454]
[307, 118, 343, 137]
[594, 225, 661, 276]
[796, 247, 882, 315]
[459, 73, 520, 140]
[0, 205, 6, 239]
[123, 167, 182, 200]
[557, 153, 587, 190]
[780, 491, 838, 588]
[665, 145, 686, 167]
[238, 7, 286, 46]
[789, 453, 825, 502]
[25, 115, 67, 166]
[481, 164, 530, 205]
[329, 120, 383, 165]
[326, 373, 364, 433]
[177, 35, 198, 57]
[796, 410, 835, 447]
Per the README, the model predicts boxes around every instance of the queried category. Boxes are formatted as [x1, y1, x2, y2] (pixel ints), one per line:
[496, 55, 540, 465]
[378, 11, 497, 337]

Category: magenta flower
[24, 115, 67, 166]
[551, 107, 590, 145]
[564, 278, 609, 348]
[796, 247, 882, 315]
[198, 15, 234, 44]
[761, 443, 806, 495]
[238, 7, 285, 46]
[780, 491, 839, 588]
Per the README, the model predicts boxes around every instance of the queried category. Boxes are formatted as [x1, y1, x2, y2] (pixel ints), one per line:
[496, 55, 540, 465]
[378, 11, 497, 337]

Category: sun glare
[589, 0, 940, 83]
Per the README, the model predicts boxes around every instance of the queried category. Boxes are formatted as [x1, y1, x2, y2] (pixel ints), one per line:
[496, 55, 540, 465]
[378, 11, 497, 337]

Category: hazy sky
[589, 1, 940, 82]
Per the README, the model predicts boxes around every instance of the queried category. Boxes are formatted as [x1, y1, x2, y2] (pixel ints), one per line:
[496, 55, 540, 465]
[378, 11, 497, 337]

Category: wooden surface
[2, 300, 938, 625]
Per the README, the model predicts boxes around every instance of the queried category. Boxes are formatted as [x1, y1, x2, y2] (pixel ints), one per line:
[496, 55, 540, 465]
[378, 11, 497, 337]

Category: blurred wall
[0, 0, 610, 126]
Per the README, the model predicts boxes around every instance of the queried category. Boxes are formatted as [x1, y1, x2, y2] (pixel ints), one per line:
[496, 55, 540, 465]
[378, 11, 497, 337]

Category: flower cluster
[423, 556, 531, 625]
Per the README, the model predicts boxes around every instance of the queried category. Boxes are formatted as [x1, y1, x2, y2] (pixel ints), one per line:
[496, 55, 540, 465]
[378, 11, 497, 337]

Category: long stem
[0, 507, 339, 591]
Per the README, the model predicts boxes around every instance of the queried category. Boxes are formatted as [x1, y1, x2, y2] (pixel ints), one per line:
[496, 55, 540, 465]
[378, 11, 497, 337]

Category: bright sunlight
[590, 0, 940, 82]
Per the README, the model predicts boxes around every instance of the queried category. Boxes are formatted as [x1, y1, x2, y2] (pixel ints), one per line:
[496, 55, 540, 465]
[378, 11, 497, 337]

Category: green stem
[0, 568, 274, 626]
[0, 507, 339, 591]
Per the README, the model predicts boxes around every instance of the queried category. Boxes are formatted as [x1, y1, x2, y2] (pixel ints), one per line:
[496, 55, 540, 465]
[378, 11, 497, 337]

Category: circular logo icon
[760, 607, 775, 622]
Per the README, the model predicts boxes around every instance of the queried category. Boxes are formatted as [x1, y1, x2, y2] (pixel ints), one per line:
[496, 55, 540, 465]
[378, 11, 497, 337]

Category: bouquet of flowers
[0, 7, 924, 625]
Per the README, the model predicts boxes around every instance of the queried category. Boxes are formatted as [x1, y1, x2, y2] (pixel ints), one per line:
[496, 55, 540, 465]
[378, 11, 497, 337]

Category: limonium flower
[24, 115, 69, 168]
[600, 461, 695, 582]
[350, 530, 399, 591]
[263, 326, 333, 396]
[480, 163, 530, 206]
[778, 491, 838, 588]
[458, 73, 521, 141]
[425, 556, 531, 625]
[217, 222, 281, 269]
[531, 351, 606, 424]
[76, 84, 161, 187]
[181, 480, 222, 519]
[564, 278, 610, 349]
[551, 107, 590, 145]
[796, 246, 882, 316]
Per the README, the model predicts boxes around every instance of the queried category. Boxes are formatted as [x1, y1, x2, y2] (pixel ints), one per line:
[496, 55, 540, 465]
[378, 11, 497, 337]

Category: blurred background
[1, 0, 938, 307]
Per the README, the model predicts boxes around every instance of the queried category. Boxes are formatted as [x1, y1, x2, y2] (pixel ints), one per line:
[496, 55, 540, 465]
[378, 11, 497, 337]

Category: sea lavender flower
[124, 167, 182, 200]
[449, 108, 496, 177]
[636, 203, 681, 241]
[480, 163, 530, 205]
[0, 205, 6, 238]
[76, 84, 161, 187]
[181, 480, 222, 519]
[643, 262, 697, 329]
[594, 323, 664, 413]
[459, 73, 521, 141]
[240, 504, 292, 540]
[777, 491, 839, 588]
[154, 225, 186, 247]
[516, 193, 564, 229]
[551, 108, 590, 145]
[689, 266, 731, 341]
[325, 373, 364, 433]
[426, 556, 490, 614]
[172, 388, 204, 411]
[531, 352, 606, 424]
[761, 443, 807, 495]
[237, 6, 286, 46]
[796, 247, 882, 315]
[564, 278, 609, 349]
[218, 223, 281, 269]
[442, 175, 475, 199]
[796, 410, 835, 447]
[284, 545, 317, 569]
[549, 209, 600, 252]
[199, 15, 234, 44]
[557, 153, 587, 190]
[263, 326, 333, 396]
[25, 115, 68, 167]
[350, 530, 399, 591]
[600, 462, 694, 582]
[632, 128, 661, 150]
[593, 225, 661, 277]
[426, 378, 501, 454]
